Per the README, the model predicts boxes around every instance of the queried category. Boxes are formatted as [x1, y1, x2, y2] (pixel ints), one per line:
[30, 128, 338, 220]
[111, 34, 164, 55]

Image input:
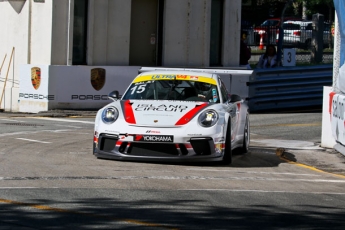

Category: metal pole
[277, 0, 294, 65]
[0, 47, 14, 111]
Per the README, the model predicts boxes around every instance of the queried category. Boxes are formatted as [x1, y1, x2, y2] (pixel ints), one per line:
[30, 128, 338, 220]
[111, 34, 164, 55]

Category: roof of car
[262, 17, 303, 22]
[137, 70, 216, 79]
[134, 71, 218, 85]
[283, 20, 312, 25]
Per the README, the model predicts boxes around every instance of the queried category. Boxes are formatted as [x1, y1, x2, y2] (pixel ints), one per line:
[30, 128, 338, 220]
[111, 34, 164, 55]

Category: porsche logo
[31, 67, 41, 90]
[154, 120, 158, 123]
[91, 68, 106, 91]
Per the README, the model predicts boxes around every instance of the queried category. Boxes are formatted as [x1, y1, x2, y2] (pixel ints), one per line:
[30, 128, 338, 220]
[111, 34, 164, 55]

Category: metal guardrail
[247, 64, 333, 112]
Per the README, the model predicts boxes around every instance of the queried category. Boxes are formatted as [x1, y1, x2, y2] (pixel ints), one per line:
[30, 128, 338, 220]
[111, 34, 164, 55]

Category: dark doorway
[72, 0, 88, 65]
[130, 0, 163, 66]
[210, 0, 223, 66]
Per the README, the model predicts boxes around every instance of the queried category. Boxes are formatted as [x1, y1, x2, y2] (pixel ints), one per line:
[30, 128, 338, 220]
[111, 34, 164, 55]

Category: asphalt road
[0, 112, 344, 229]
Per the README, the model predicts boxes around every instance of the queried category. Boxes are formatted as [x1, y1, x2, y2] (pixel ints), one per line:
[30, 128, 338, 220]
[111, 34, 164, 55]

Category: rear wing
[139, 67, 253, 76]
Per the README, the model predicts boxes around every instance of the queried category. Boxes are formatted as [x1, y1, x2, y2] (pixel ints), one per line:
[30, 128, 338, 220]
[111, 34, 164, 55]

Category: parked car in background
[254, 17, 303, 45]
[277, 20, 333, 49]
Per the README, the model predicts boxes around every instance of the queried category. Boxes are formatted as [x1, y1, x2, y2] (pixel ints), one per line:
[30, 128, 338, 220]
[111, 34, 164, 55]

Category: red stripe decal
[175, 103, 208, 125]
[237, 103, 241, 110]
[185, 143, 192, 148]
[123, 100, 136, 124]
[329, 91, 336, 115]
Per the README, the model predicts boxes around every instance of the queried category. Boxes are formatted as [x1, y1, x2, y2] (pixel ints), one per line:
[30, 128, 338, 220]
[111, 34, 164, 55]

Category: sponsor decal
[190, 76, 199, 80]
[135, 104, 188, 112]
[146, 130, 161, 134]
[133, 75, 217, 85]
[19, 93, 54, 100]
[31, 67, 41, 90]
[151, 75, 177, 80]
[135, 135, 174, 142]
[71, 95, 109, 100]
[91, 68, 106, 91]
[176, 75, 187, 79]
[331, 94, 345, 143]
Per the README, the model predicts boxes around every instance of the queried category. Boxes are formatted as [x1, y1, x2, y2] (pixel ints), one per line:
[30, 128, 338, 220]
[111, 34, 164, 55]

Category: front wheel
[239, 114, 250, 154]
[221, 121, 232, 165]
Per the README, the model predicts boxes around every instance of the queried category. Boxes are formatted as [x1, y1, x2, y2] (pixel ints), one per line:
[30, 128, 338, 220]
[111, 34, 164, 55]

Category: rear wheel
[221, 121, 232, 165]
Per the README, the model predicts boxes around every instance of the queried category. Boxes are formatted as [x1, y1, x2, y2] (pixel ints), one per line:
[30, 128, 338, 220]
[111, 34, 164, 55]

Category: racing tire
[221, 121, 232, 165]
[239, 114, 250, 154]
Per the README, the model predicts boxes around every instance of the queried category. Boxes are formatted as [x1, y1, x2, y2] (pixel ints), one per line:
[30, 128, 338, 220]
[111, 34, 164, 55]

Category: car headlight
[102, 107, 119, 124]
[198, 110, 218, 127]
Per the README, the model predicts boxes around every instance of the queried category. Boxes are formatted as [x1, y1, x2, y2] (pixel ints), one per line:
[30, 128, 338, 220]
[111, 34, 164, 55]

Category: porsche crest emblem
[31, 67, 41, 90]
[91, 68, 106, 91]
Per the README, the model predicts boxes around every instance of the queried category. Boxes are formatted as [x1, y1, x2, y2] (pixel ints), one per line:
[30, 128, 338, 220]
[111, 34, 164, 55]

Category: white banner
[331, 92, 345, 144]
[19, 65, 140, 113]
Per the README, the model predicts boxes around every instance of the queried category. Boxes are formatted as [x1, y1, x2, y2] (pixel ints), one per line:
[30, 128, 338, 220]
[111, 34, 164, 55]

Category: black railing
[241, 23, 334, 50]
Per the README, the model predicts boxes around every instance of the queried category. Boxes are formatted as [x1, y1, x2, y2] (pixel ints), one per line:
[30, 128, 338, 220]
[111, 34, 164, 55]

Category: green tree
[294, 0, 334, 22]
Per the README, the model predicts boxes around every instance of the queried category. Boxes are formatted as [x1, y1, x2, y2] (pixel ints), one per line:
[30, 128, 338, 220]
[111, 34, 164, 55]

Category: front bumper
[93, 133, 224, 162]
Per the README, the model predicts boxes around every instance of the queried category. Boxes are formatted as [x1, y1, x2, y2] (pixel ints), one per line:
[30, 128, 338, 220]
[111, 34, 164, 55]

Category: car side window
[305, 24, 313, 30]
[219, 79, 229, 103]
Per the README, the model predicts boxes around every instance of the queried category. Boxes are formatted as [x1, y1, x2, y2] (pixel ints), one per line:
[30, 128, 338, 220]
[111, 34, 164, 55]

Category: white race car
[93, 70, 250, 164]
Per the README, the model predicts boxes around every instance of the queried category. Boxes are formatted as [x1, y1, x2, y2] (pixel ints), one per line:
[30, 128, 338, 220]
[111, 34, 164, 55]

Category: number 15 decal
[130, 84, 146, 94]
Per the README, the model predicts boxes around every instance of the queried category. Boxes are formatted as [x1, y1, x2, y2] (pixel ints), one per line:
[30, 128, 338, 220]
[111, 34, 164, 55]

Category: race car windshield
[122, 80, 220, 103]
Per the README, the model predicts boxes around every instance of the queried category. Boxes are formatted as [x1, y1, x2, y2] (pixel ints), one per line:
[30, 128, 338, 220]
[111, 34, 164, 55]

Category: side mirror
[108, 90, 120, 100]
[229, 94, 242, 103]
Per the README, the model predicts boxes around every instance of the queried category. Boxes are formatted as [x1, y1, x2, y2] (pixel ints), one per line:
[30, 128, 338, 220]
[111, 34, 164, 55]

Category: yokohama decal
[175, 103, 209, 125]
[135, 135, 174, 142]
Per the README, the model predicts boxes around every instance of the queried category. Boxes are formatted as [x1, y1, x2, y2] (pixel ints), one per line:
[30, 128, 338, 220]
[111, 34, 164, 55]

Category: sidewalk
[251, 137, 345, 177]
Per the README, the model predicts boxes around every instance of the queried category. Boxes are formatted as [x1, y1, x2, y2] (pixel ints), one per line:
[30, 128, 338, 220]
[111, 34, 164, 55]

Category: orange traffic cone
[259, 33, 264, 50]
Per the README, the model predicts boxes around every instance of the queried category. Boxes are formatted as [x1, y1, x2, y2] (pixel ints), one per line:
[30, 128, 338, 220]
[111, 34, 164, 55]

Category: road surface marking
[186, 169, 320, 176]
[0, 176, 344, 183]
[250, 139, 323, 150]
[279, 156, 345, 179]
[55, 124, 82, 128]
[0, 119, 25, 122]
[30, 117, 94, 124]
[251, 122, 321, 127]
[16, 138, 51, 144]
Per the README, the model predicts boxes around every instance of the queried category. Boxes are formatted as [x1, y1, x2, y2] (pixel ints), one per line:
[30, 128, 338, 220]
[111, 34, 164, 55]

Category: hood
[120, 100, 209, 126]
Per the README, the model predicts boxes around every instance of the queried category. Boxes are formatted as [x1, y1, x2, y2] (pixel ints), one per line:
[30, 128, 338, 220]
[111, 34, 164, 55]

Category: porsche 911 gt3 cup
[93, 70, 250, 164]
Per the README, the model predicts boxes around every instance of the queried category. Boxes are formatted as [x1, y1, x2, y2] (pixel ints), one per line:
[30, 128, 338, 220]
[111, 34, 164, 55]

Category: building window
[210, 0, 223, 66]
[73, 0, 88, 65]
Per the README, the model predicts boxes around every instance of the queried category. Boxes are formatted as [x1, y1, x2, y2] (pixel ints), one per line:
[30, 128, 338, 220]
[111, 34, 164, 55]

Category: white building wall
[88, 0, 131, 65]
[0, 0, 242, 112]
[0, 2, 29, 111]
[31, 0, 54, 64]
[223, 0, 241, 67]
[163, 0, 241, 67]
[51, 0, 69, 65]
[163, 0, 211, 66]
